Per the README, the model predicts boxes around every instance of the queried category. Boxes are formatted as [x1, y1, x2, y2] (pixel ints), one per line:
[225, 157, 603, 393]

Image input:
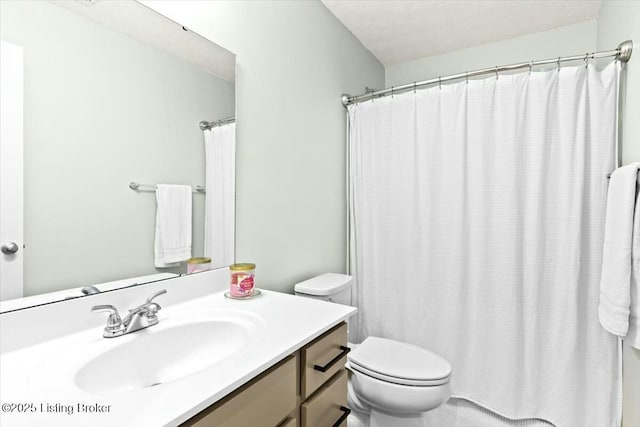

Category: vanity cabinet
[181, 322, 349, 427]
[182, 355, 297, 427]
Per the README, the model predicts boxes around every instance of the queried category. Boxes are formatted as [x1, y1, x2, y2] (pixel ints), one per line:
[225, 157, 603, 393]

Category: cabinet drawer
[182, 355, 297, 427]
[301, 323, 348, 399]
[301, 370, 348, 427]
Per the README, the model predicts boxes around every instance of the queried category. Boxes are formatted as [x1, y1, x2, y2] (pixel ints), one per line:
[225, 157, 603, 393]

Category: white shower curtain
[204, 122, 235, 268]
[348, 63, 621, 427]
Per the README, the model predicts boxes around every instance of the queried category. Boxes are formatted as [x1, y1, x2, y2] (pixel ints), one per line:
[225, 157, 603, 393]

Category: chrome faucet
[91, 290, 167, 338]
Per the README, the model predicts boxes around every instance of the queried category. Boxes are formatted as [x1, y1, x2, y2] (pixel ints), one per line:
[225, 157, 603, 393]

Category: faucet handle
[146, 289, 167, 307]
[144, 303, 161, 322]
[91, 304, 119, 316]
[91, 305, 123, 333]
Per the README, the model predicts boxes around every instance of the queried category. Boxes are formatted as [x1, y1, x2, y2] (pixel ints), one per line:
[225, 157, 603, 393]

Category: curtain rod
[341, 40, 633, 107]
[199, 116, 235, 131]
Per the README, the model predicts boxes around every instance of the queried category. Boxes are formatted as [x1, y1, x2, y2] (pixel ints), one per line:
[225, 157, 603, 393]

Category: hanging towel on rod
[154, 184, 192, 268]
[599, 162, 640, 349]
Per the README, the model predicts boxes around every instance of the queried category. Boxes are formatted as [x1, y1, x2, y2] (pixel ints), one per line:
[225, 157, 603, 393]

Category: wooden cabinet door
[301, 323, 348, 399]
[182, 355, 297, 427]
[301, 370, 348, 427]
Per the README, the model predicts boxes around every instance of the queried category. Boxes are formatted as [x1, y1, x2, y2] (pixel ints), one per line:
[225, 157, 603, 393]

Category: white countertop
[0, 288, 356, 427]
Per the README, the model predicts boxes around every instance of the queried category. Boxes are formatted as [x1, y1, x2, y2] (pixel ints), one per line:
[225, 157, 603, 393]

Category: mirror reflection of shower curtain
[203, 123, 235, 268]
[348, 63, 621, 427]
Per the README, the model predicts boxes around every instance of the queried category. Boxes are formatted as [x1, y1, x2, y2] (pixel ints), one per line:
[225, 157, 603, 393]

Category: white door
[0, 41, 24, 301]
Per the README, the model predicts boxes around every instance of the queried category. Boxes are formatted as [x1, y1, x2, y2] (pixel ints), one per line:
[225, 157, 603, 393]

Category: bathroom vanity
[0, 269, 356, 427]
[182, 323, 349, 427]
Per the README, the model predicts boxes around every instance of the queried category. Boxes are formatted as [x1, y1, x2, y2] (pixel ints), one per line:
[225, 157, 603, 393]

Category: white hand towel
[628, 171, 640, 348]
[154, 184, 192, 268]
[599, 162, 640, 346]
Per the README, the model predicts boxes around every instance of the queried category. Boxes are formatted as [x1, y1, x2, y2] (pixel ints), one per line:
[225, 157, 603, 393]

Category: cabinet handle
[331, 406, 351, 427]
[276, 418, 294, 427]
[313, 345, 351, 373]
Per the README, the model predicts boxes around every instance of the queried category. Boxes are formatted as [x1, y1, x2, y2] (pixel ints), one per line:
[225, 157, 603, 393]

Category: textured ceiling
[54, 0, 235, 81]
[321, 0, 602, 66]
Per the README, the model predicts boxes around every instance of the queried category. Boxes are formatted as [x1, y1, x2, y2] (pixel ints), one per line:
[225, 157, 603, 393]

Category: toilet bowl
[346, 337, 451, 427]
[294, 273, 452, 427]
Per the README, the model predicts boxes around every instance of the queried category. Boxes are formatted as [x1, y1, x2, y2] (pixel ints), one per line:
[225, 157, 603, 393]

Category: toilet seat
[347, 361, 450, 386]
[347, 337, 451, 386]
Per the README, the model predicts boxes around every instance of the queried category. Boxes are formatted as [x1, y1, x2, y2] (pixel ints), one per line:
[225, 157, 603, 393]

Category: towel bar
[129, 182, 206, 194]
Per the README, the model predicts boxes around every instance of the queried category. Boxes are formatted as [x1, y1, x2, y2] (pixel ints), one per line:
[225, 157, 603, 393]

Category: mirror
[0, 0, 236, 312]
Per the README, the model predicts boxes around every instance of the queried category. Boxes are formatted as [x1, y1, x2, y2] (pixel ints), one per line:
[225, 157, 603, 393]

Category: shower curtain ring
[413, 82, 417, 93]
[557, 57, 561, 72]
[529, 60, 533, 74]
[494, 66, 498, 80]
[438, 76, 442, 89]
[584, 53, 590, 68]
[391, 86, 394, 98]
[465, 72, 469, 84]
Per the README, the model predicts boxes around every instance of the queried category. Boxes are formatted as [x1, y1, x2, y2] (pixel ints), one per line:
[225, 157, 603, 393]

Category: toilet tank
[294, 273, 353, 306]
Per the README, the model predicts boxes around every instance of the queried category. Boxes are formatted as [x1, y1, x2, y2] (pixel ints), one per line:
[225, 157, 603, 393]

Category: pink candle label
[239, 275, 254, 291]
[231, 272, 255, 296]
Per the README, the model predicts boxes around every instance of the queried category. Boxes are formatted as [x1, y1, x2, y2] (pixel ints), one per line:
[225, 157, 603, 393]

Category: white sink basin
[29, 309, 265, 396]
[76, 320, 251, 394]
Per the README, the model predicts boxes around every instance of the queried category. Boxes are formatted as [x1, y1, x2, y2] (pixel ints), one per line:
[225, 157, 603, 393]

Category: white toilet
[294, 273, 452, 427]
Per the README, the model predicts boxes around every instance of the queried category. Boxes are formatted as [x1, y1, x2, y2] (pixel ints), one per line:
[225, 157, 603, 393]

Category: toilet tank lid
[294, 273, 353, 296]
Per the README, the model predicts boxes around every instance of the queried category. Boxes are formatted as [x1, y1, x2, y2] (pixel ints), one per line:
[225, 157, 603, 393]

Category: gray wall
[597, 3, 640, 426]
[0, 1, 234, 296]
[143, 0, 385, 293]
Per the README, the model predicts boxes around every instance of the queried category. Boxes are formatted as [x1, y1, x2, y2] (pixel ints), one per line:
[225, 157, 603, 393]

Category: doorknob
[1, 242, 19, 255]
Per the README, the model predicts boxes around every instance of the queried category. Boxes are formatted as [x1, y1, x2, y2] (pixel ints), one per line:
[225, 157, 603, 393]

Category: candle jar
[229, 263, 256, 297]
[186, 257, 211, 274]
